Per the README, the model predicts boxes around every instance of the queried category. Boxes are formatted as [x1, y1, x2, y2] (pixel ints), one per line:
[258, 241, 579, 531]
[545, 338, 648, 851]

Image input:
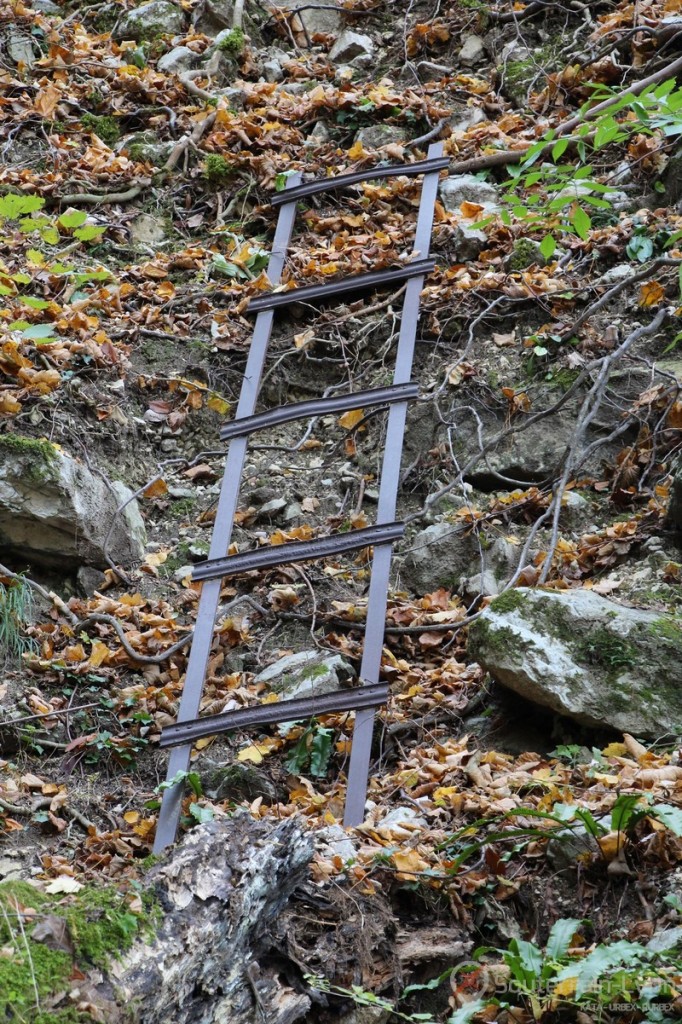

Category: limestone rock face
[113, 1, 186, 42]
[401, 521, 520, 596]
[468, 588, 682, 737]
[0, 436, 146, 569]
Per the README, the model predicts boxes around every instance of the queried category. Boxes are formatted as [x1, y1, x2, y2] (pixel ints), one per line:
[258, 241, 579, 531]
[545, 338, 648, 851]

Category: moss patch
[81, 114, 120, 145]
[0, 880, 158, 1020]
[0, 432, 58, 486]
[204, 154, 234, 187]
[490, 589, 527, 614]
[217, 27, 244, 57]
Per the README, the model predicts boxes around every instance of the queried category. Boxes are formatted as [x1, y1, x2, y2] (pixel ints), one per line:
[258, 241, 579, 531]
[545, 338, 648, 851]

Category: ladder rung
[270, 156, 451, 206]
[248, 259, 435, 313]
[192, 521, 404, 582]
[158, 681, 389, 748]
[219, 381, 419, 441]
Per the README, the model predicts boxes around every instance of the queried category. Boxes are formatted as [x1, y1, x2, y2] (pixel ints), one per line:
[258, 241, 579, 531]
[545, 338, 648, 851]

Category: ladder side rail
[343, 142, 444, 827]
[153, 177, 302, 854]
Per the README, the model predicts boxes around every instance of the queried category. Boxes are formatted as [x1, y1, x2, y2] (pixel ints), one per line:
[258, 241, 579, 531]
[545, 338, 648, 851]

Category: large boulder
[113, 1, 186, 42]
[468, 588, 682, 737]
[0, 434, 146, 569]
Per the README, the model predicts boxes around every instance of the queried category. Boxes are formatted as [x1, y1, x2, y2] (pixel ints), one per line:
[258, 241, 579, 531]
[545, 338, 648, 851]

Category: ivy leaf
[74, 225, 106, 242]
[188, 802, 214, 824]
[651, 803, 682, 836]
[22, 324, 57, 340]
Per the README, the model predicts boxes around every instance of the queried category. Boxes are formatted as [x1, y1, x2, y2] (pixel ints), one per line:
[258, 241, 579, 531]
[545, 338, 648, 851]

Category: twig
[0, 561, 77, 624]
[405, 118, 448, 151]
[0, 703, 100, 728]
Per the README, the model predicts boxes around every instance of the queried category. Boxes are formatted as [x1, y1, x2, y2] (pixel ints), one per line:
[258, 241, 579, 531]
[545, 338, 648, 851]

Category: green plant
[204, 154, 234, 186]
[470, 918, 682, 1021]
[285, 721, 334, 777]
[217, 27, 244, 57]
[305, 971, 476, 1023]
[80, 113, 120, 145]
[0, 576, 36, 664]
[496, 77, 682, 256]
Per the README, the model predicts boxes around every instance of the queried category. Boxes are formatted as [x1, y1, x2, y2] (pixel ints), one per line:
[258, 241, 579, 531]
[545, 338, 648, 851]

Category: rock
[468, 588, 682, 737]
[263, 58, 283, 82]
[329, 29, 373, 63]
[129, 212, 168, 247]
[554, 181, 631, 212]
[206, 762, 278, 803]
[254, 649, 356, 700]
[192, 0, 234, 34]
[257, 497, 287, 518]
[355, 124, 405, 149]
[317, 823, 357, 864]
[448, 104, 488, 133]
[7, 27, 35, 67]
[458, 34, 485, 67]
[667, 459, 682, 532]
[113, 0, 186, 41]
[0, 434, 146, 569]
[270, 0, 345, 38]
[77, 566, 108, 596]
[32, 0, 62, 13]
[401, 522, 520, 596]
[452, 205, 499, 260]
[439, 173, 500, 212]
[546, 820, 608, 871]
[157, 44, 197, 73]
[122, 131, 174, 166]
[305, 122, 330, 147]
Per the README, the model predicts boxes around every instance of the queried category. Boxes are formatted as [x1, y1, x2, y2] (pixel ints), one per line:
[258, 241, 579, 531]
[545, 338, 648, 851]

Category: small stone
[32, 0, 62, 13]
[160, 439, 179, 452]
[439, 173, 500, 212]
[173, 564, 194, 582]
[449, 104, 488, 133]
[129, 212, 167, 247]
[263, 58, 283, 82]
[458, 34, 485, 67]
[269, 0, 344, 38]
[157, 45, 197, 74]
[305, 122, 330, 147]
[284, 502, 302, 520]
[355, 124, 405, 149]
[192, 0, 234, 34]
[596, 263, 639, 286]
[317, 824, 356, 864]
[257, 497, 287, 518]
[254, 650, 356, 700]
[77, 566, 107, 596]
[329, 29, 374, 64]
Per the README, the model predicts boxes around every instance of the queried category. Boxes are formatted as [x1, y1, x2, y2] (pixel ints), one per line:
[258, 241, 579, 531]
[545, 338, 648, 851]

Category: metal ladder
[153, 142, 445, 853]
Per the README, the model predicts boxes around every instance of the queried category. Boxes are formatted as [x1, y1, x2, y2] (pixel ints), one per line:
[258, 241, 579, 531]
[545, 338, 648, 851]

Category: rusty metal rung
[248, 259, 435, 313]
[270, 156, 451, 206]
[158, 681, 389, 748]
[192, 521, 404, 583]
[219, 381, 419, 441]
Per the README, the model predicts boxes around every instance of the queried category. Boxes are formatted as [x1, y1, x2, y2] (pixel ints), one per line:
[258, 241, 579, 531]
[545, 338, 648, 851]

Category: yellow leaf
[144, 550, 168, 567]
[195, 736, 215, 750]
[88, 640, 110, 668]
[639, 281, 665, 307]
[347, 139, 366, 160]
[553, 977, 577, 998]
[597, 831, 623, 862]
[602, 742, 628, 757]
[237, 744, 266, 764]
[143, 477, 168, 498]
[338, 408, 364, 430]
[294, 328, 315, 349]
[34, 83, 61, 119]
[123, 810, 140, 824]
[207, 393, 230, 415]
[392, 849, 430, 877]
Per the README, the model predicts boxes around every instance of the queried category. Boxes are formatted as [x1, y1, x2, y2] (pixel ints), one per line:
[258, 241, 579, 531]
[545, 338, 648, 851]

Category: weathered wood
[109, 816, 315, 1023]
